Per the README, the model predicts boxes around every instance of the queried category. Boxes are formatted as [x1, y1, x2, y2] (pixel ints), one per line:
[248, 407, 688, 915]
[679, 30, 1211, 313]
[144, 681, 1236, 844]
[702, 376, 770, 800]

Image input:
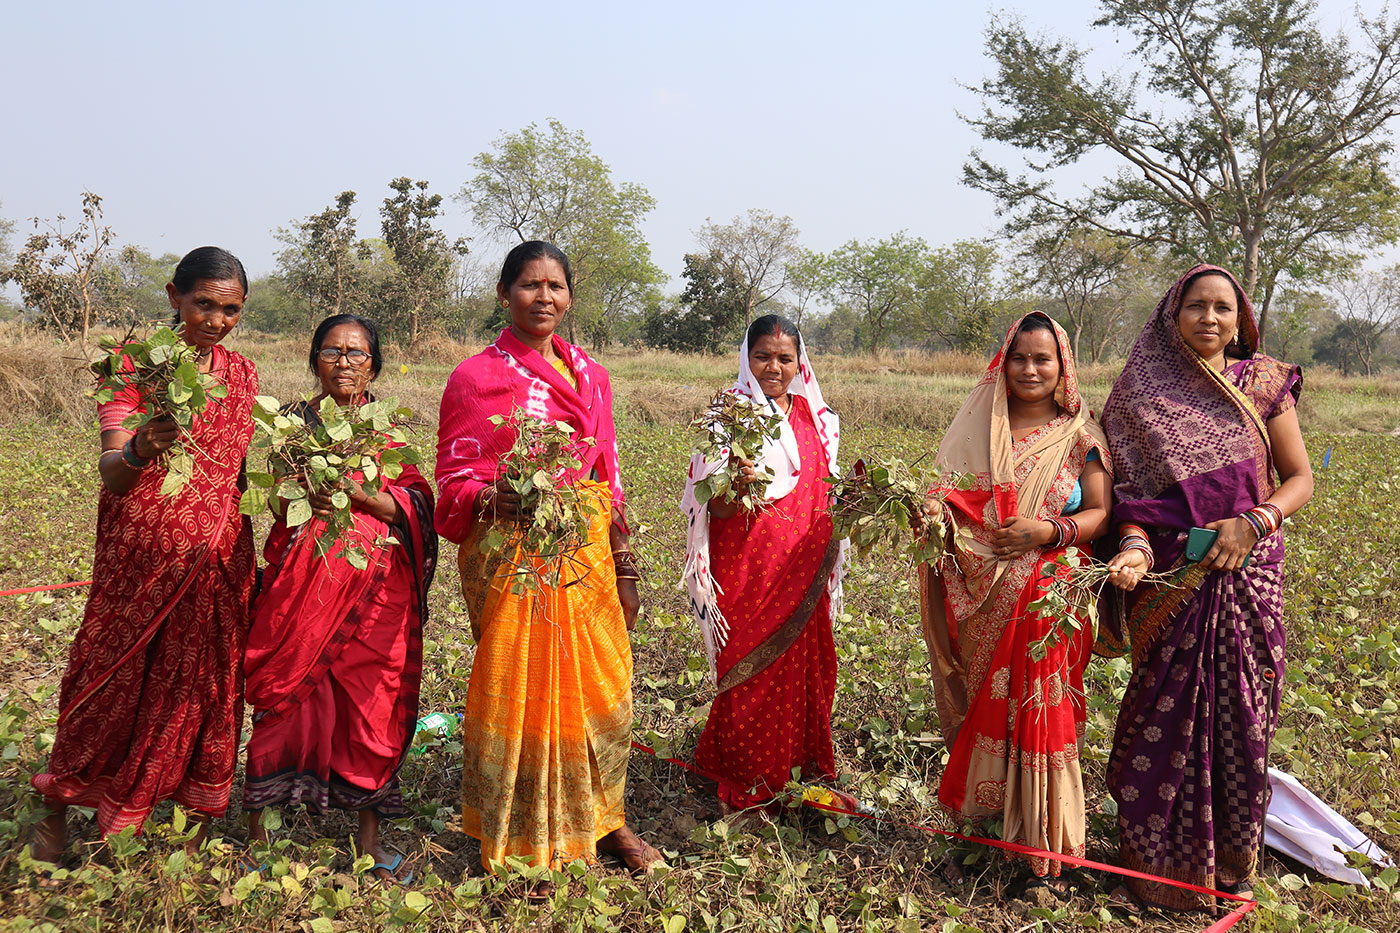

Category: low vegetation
[1, 335, 1397, 932]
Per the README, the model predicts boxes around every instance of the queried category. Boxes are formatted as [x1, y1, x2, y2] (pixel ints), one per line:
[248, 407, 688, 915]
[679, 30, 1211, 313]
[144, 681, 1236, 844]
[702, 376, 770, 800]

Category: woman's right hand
[911, 495, 944, 538]
[1106, 548, 1152, 590]
[480, 478, 528, 523]
[730, 457, 758, 493]
[131, 417, 179, 460]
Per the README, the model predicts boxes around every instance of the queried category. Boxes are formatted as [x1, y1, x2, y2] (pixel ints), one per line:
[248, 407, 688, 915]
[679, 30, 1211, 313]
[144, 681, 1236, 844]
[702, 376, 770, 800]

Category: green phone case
[1186, 526, 1250, 567]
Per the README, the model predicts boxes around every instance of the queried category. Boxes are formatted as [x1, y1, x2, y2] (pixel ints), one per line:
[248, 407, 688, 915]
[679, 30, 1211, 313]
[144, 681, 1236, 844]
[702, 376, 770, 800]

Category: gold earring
[501, 300, 509, 309]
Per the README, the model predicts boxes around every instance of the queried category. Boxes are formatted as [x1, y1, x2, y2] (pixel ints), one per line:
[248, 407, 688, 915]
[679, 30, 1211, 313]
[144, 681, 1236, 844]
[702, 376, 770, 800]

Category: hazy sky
[0, 0, 1386, 286]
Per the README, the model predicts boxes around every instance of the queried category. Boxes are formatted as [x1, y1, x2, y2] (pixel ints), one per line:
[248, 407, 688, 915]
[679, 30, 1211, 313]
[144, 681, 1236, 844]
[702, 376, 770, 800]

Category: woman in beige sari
[920, 312, 1111, 890]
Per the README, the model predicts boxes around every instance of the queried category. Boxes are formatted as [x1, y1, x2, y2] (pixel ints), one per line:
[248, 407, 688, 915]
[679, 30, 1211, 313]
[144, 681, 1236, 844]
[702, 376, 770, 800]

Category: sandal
[1023, 874, 1071, 899]
[364, 853, 414, 885]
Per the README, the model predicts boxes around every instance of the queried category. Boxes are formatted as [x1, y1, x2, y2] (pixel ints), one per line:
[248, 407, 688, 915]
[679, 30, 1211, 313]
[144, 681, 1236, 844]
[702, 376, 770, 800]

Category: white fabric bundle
[1264, 767, 1393, 886]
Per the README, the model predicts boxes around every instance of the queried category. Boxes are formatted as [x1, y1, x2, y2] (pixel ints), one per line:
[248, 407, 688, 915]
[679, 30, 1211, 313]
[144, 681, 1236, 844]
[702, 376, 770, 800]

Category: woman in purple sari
[1100, 264, 1313, 911]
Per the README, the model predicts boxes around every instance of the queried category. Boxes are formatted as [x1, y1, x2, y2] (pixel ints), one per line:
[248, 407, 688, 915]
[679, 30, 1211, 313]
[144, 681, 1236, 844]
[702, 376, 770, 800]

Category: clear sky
[0, 0, 1386, 286]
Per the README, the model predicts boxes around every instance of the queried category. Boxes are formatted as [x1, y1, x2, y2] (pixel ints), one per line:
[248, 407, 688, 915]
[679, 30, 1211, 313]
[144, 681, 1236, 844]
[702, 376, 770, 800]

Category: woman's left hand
[990, 517, 1051, 560]
[617, 579, 641, 632]
[1201, 516, 1258, 572]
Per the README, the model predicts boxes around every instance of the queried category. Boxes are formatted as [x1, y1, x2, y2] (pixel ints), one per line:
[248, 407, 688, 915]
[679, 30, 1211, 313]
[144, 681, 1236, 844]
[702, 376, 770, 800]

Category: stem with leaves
[240, 394, 421, 571]
[826, 456, 973, 564]
[89, 325, 229, 496]
[688, 389, 786, 511]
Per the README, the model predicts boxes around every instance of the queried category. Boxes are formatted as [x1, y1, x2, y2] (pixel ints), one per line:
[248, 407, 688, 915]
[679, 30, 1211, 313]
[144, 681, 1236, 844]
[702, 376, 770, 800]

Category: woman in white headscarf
[681, 314, 845, 814]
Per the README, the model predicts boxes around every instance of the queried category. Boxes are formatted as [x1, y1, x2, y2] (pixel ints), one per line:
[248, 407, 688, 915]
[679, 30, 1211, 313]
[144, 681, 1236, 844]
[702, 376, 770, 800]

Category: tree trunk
[1242, 228, 1266, 341]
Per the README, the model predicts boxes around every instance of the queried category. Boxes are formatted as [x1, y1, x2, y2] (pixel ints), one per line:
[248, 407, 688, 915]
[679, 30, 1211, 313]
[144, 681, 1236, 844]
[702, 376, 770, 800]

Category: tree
[380, 177, 468, 345]
[1322, 267, 1400, 375]
[642, 250, 748, 354]
[915, 239, 1002, 353]
[0, 201, 14, 273]
[98, 246, 183, 324]
[275, 191, 369, 327]
[1, 191, 115, 343]
[459, 120, 661, 347]
[964, 0, 1400, 338]
[1013, 227, 1154, 362]
[694, 209, 801, 325]
[818, 232, 928, 354]
[783, 249, 827, 330]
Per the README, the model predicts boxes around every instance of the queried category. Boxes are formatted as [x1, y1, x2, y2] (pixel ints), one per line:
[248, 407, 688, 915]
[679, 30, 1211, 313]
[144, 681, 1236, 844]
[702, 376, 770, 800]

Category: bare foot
[29, 808, 67, 866]
[184, 813, 211, 857]
[597, 825, 664, 875]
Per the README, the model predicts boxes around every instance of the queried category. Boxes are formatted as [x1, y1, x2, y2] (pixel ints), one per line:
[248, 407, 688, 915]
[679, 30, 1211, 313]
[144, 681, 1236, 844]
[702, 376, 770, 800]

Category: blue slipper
[367, 853, 414, 885]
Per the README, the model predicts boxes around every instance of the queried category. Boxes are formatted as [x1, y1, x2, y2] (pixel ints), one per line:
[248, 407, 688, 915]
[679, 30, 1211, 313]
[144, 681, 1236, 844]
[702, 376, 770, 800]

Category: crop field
[1, 333, 1399, 932]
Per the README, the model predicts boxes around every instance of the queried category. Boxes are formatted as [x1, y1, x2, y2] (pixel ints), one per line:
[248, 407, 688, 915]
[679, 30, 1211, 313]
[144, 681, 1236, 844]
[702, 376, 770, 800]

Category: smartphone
[1186, 526, 1250, 568]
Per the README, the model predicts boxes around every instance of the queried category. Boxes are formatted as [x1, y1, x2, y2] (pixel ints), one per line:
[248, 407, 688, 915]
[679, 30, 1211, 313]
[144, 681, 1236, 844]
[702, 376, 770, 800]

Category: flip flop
[365, 853, 414, 885]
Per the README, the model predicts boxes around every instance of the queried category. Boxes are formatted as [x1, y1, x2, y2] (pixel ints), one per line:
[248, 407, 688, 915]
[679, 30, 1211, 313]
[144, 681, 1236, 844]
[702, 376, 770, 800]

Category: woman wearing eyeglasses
[240, 314, 437, 882]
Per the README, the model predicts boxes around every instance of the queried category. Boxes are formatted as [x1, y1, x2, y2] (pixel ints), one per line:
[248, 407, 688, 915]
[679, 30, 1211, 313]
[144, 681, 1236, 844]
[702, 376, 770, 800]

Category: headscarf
[933, 311, 1111, 619]
[680, 329, 844, 680]
[1102, 263, 1286, 531]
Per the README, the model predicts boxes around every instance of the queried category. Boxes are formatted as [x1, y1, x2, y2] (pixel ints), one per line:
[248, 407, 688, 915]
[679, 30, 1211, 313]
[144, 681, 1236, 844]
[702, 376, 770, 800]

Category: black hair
[309, 314, 383, 380]
[169, 246, 249, 325]
[171, 246, 248, 295]
[745, 313, 802, 352]
[498, 240, 573, 294]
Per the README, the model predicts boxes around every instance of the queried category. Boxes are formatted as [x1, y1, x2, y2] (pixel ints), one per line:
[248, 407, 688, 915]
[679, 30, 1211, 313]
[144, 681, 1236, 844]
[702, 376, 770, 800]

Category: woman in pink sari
[32, 247, 257, 865]
[242, 315, 437, 882]
[436, 240, 658, 875]
[682, 314, 846, 815]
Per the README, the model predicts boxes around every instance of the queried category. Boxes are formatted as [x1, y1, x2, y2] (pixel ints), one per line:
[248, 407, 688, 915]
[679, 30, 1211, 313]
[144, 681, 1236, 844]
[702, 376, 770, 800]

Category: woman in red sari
[241, 314, 437, 882]
[919, 312, 1111, 890]
[31, 247, 257, 863]
[682, 314, 846, 814]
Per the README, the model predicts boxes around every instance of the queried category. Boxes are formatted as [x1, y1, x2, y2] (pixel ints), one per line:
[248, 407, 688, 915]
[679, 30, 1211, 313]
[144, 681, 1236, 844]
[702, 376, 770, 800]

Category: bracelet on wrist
[121, 439, 151, 471]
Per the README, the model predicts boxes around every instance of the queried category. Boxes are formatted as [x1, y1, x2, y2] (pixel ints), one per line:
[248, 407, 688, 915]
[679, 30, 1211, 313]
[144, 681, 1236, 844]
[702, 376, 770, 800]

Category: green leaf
[286, 497, 314, 527]
[239, 487, 269, 516]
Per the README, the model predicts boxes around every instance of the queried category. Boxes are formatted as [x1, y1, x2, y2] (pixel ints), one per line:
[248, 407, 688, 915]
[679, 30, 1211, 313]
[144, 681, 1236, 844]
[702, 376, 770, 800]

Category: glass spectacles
[318, 347, 371, 365]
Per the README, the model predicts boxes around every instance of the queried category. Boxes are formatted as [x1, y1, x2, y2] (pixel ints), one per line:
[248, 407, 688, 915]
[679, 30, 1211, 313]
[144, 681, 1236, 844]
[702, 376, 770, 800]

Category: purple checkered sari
[1100, 265, 1301, 910]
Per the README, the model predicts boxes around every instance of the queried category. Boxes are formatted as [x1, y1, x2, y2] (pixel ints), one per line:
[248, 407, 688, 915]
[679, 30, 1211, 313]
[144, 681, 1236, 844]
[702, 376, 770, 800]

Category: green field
[1, 335, 1399, 932]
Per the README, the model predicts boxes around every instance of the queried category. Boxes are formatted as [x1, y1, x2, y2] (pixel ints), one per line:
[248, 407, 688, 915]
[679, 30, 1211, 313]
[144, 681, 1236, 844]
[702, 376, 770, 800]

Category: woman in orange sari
[31, 247, 257, 863]
[434, 240, 660, 875]
[920, 312, 1111, 890]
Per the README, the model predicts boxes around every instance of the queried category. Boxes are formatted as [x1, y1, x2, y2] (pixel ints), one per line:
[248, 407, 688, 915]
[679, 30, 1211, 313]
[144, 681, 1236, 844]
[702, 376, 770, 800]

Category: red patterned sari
[920, 313, 1110, 876]
[32, 345, 258, 835]
[241, 424, 437, 819]
[694, 395, 839, 809]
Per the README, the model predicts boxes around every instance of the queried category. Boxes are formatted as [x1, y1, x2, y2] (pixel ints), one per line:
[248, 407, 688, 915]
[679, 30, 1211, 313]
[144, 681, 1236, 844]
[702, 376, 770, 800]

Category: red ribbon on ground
[630, 739, 1257, 931]
[0, 580, 92, 597]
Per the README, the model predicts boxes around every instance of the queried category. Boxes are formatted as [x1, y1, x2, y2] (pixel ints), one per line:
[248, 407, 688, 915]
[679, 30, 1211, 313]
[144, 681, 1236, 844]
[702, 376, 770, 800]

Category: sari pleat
[458, 481, 632, 869]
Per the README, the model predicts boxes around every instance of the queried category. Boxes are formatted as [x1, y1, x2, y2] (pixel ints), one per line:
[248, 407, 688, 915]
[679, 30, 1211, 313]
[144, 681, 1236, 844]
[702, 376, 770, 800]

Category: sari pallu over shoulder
[919, 312, 1111, 877]
[435, 327, 626, 546]
[1100, 264, 1302, 910]
[33, 346, 258, 835]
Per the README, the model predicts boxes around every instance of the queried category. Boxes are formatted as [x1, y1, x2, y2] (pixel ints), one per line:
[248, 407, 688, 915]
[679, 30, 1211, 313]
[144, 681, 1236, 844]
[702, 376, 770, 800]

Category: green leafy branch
[688, 389, 786, 511]
[826, 456, 973, 564]
[89, 324, 228, 496]
[1026, 547, 1178, 662]
[239, 394, 421, 571]
[478, 408, 601, 597]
